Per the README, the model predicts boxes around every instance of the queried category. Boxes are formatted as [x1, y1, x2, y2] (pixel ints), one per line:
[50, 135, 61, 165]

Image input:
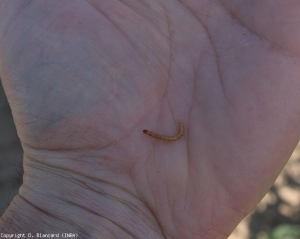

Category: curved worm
[143, 120, 184, 141]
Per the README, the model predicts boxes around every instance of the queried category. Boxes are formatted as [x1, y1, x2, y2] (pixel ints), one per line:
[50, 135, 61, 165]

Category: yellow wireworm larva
[143, 120, 184, 141]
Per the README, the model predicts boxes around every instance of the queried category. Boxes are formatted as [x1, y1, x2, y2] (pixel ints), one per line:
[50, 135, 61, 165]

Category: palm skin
[1, 1, 300, 238]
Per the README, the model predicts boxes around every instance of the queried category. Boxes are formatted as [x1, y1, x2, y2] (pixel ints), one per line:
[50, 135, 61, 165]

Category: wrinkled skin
[1, 1, 300, 238]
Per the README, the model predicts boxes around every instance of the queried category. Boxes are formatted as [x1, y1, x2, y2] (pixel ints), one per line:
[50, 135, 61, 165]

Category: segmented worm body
[143, 120, 184, 141]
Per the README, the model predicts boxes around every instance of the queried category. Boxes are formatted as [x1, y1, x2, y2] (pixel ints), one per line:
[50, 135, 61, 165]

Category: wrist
[1, 157, 164, 238]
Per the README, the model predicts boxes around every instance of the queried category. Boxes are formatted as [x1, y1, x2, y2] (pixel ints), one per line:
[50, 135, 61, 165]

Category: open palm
[1, 1, 300, 238]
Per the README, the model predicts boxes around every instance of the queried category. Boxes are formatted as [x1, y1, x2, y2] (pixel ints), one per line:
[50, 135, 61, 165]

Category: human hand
[1, 1, 300, 238]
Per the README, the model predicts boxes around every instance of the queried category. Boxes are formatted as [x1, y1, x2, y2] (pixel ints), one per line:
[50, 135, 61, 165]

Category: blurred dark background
[0, 79, 23, 216]
[0, 78, 299, 239]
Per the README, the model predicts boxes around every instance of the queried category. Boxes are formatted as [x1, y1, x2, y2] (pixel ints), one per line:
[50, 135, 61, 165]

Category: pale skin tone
[0, 0, 300, 238]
